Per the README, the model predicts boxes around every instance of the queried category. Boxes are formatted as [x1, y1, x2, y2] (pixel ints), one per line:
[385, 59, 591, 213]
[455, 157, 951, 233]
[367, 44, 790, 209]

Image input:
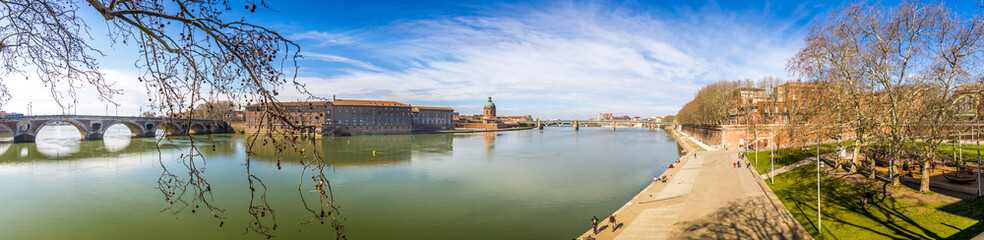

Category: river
[0, 125, 682, 239]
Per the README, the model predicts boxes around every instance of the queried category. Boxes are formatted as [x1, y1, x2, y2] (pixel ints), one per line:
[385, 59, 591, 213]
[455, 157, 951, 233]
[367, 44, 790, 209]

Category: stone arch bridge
[0, 115, 232, 143]
[520, 120, 677, 127]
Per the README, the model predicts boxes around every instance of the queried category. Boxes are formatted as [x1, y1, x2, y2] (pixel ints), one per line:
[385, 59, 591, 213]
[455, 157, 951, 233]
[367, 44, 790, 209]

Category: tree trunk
[920, 157, 932, 192]
[891, 155, 901, 186]
[835, 140, 843, 170]
[868, 148, 877, 179]
[850, 139, 860, 174]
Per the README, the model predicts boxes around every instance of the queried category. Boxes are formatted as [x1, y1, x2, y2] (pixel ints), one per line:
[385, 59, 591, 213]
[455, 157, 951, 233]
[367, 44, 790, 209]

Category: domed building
[483, 97, 496, 118]
[452, 96, 532, 129]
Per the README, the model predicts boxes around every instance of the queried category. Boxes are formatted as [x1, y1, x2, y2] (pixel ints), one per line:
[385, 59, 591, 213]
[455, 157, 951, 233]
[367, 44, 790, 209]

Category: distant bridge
[0, 115, 232, 143]
[520, 120, 677, 127]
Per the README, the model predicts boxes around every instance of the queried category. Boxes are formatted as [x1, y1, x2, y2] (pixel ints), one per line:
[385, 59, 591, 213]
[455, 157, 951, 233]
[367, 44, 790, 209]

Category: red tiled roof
[413, 106, 454, 111]
[245, 101, 329, 108]
[331, 99, 410, 107]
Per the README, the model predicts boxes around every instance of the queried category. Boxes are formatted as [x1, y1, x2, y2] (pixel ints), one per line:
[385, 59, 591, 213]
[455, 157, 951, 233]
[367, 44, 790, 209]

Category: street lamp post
[771, 140, 775, 184]
[817, 133, 822, 233]
[977, 123, 981, 197]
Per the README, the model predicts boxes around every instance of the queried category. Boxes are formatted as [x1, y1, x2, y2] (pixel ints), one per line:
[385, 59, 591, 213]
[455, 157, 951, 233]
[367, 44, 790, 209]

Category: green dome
[484, 97, 496, 108]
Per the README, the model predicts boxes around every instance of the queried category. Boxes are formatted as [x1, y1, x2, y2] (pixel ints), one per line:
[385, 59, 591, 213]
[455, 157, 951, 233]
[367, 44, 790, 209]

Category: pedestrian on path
[591, 216, 599, 234]
[737, 161, 741, 168]
[608, 214, 618, 232]
[733, 162, 736, 168]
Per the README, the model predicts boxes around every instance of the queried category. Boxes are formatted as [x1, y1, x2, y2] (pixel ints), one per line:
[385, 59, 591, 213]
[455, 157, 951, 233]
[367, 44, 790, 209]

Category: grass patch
[769, 163, 984, 239]
[744, 142, 844, 174]
[937, 143, 984, 164]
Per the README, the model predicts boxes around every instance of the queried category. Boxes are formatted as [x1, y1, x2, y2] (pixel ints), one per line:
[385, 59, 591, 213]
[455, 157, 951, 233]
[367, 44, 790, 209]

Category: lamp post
[771, 140, 775, 184]
[817, 133, 822, 233]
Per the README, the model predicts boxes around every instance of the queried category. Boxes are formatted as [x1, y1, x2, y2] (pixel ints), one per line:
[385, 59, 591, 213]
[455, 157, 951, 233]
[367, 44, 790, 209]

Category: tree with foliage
[677, 80, 740, 125]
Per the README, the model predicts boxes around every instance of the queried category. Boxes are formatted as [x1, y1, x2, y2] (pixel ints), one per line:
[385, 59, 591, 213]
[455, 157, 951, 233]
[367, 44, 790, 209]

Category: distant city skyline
[3, 0, 975, 119]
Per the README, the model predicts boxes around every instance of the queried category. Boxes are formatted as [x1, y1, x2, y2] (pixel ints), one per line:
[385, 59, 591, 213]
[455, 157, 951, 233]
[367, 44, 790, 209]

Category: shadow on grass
[770, 163, 981, 239]
[938, 197, 984, 240]
[746, 143, 841, 174]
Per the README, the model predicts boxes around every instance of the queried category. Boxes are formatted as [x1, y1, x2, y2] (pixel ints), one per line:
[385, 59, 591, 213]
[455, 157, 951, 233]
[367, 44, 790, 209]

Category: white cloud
[2, 70, 152, 116]
[301, 52, 383, 71]
[290, 30, 358, 46]
[292, 2, 814, 118]
[1, 2, 817, 120]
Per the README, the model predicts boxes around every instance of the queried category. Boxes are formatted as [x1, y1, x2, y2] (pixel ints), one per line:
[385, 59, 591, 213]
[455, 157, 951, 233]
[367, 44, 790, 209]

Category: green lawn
[743, 142, 845, 174]
[938, 143, 984, 164]
[769, 163, 984, 239]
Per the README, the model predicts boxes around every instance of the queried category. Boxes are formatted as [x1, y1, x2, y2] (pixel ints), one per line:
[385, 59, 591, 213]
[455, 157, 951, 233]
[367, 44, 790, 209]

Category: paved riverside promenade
[579, 132, 808, 239]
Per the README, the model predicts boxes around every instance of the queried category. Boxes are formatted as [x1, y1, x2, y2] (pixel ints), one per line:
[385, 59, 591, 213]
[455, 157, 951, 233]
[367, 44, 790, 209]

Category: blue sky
[6, 0, 973, 119]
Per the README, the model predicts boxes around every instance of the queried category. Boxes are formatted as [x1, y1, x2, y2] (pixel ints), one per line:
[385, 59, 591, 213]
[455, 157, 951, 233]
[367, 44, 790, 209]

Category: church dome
[484, 97, 495, 108]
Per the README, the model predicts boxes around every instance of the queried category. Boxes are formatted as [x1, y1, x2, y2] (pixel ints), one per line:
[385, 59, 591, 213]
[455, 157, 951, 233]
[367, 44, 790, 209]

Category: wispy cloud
[290, 2, 818, 118]
[290, 30, 359, 46]
[301, 52, 383, 71]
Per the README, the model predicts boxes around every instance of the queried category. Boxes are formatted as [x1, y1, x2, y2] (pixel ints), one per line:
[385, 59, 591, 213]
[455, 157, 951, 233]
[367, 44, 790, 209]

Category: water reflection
[0, 142, 9, 156]
[411, 134, 453, 159]
[35, 125, 82, 157]
[452, 132, 499, 153]
[241, 134, 457, 168]
[103, 125, 132, 152]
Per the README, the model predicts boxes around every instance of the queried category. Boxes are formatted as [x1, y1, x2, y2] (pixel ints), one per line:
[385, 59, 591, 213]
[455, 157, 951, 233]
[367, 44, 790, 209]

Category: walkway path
[760, 150, 847, 180]
[579, 148, 810, 240]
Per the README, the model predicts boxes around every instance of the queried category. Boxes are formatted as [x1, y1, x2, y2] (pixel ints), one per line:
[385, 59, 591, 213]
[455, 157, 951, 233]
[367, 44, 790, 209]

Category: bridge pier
[87, 132, 104, 141]
[13, 134, 35, 143]
[537, 120, 543, 130]
[574, 120, 579, 131]
[612, 120, 616, 131]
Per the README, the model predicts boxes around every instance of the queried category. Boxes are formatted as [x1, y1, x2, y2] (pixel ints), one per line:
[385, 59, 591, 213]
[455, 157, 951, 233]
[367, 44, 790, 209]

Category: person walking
[591, 216, 599, 234]
[608, 214, 617, 232]
[737, 161, 741, 168]
[733, 162, 736, 168]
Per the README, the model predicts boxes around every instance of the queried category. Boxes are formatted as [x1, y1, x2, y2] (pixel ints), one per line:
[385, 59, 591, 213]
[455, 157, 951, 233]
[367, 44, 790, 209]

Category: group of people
[590, 214, 619, 234]
[734, 152, 750, 168]
[654, 175, 667, 182]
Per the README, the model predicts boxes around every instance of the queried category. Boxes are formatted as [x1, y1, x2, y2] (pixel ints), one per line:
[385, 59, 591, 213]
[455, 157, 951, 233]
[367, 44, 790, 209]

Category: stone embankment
[577, 129, 811, 240]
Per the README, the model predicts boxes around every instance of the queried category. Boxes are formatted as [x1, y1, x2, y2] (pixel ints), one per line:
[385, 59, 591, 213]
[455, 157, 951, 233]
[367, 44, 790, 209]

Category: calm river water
[0, 125, 682, 239]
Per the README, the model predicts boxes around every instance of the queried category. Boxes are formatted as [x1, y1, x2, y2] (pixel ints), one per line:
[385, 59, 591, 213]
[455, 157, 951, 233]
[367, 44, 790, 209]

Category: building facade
[412, 106, 455, 132]
[328, 99, 412, 135]
[245, 99, 454, 136]
[454, 97, 529, 129]
[244, 101, 330, 134]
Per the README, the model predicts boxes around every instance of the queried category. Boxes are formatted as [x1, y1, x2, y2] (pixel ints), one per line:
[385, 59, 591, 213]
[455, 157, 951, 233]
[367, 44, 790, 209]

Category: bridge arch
[29, 119, 90, 141]
[102, 121, 146, 137]
[158, 122, 184, 136]
[188, 123, 207, 134]
[0, 123, 14, 141]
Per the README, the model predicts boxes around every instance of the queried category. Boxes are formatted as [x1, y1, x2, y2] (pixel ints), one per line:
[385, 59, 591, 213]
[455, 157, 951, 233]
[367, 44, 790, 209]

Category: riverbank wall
[576, 128, 701, 239]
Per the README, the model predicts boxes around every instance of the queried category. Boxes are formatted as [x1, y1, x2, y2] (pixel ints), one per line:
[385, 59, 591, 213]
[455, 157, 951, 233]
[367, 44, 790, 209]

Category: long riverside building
[412, 106, 455, 132]
[245, 99, 452, 136]
[329, 99, 412, 135]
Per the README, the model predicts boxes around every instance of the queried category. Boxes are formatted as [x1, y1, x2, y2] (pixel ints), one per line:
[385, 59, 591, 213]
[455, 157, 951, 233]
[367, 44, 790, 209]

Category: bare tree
[841, 2, 941, 186]
[911, 7, 984, 192]
[1, 0, 344, 238]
